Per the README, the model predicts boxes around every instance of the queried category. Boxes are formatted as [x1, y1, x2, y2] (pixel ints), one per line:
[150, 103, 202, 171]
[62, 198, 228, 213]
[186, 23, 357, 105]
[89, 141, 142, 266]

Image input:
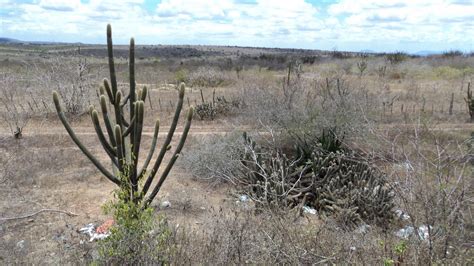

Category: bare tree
[34, 55, 97, 115]
[0, 73, 31, 138]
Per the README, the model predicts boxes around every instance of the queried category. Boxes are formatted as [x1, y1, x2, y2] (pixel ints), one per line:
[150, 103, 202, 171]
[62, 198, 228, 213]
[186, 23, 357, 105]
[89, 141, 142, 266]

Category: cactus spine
[53, 24, 193, 207]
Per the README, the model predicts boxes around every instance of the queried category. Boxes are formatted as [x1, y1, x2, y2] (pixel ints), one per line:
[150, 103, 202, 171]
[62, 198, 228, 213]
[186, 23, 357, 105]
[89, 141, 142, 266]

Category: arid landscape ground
[0, 42, 473, 264]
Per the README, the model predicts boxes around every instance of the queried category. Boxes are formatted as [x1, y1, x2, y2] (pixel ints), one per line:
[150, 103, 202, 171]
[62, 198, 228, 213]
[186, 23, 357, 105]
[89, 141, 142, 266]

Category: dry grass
[0, 44, 473, 264]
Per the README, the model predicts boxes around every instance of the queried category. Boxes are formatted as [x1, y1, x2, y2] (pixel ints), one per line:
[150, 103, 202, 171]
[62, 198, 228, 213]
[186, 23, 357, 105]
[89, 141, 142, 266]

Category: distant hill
[0, 37, 22, 44]
[359, 49, 376, 54]
[413, 50, 443, 56]
[0, 37, 84, 45]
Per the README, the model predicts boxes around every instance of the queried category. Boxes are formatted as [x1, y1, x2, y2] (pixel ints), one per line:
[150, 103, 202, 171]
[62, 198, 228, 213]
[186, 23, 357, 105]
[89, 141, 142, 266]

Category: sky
[1, 0, 473, 53]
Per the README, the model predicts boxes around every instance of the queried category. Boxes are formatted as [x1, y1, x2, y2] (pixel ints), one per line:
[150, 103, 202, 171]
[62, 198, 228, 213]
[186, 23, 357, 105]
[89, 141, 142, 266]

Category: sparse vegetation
[1, 24, 473, 265]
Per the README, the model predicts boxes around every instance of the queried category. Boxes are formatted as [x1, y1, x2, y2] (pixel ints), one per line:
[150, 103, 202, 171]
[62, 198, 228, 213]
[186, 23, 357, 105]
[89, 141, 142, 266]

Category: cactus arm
[120, 93, 130, 108]
[91, 110, 117, 158]
[123, 115, 136, 137]
[114, 125, 124, 174]
[120, 112, 130, 128]
[141, 83, 185, 195]
[103, 79, 114, 103]
[131, 101, 144, 191]
[140, 86, 147, 101]
[129, 37, 136, 123]
[143, 107, 193, 207]
[138, 119, 159, 179]
[106, 24, 118, 99]
[99, 95, 117, 147]
[53, 91, 120, 185]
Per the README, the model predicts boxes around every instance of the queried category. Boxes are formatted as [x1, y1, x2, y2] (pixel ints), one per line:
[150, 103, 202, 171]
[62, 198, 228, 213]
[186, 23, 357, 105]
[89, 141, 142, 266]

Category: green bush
[97, 186, 174, 264]
[175, 69, 188, 83]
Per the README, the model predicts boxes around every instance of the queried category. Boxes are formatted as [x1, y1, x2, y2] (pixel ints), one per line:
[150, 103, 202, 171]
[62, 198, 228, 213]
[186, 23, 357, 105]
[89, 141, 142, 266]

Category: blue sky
[1, 0, 473, 52]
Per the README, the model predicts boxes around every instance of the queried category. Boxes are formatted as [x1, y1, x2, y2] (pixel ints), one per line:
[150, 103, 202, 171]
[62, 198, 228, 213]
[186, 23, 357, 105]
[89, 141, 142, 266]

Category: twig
[0, 209, 78, 221]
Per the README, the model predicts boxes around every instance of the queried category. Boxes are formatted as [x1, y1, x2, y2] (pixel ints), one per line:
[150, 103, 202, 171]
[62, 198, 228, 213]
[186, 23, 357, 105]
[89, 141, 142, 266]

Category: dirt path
[0, 123, 472, 137]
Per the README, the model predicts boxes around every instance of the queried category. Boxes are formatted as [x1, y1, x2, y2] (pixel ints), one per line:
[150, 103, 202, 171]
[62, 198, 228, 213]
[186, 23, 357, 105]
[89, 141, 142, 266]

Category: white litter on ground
[395, 209, 411, 221]
[302, 206, 317, 215]
[395, 225, 431, 241]
[160, 200, 171, 208]
[239, 195, 249, 202]
[79, 223, 110, 242]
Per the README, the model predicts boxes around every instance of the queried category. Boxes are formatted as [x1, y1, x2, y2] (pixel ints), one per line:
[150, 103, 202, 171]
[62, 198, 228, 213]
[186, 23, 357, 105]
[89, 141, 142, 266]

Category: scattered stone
[395, 225, 431, 240]
[239, 195, 249, 202]
[160, 200, 171, 208]
[395, 210, 410, 221]
[302, 206, 317, 215]
[16, 240, 25, 249]
[355, 224, 371, 234]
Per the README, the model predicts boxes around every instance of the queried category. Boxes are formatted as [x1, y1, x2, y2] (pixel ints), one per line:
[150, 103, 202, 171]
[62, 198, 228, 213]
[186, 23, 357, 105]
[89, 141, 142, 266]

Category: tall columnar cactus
[465, 82, 473, 123]
[53, 24, 193, 208]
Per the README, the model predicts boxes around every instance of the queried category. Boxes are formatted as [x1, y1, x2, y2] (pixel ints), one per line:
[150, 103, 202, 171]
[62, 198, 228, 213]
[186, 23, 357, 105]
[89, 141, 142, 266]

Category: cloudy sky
[1, 0, 473, 52]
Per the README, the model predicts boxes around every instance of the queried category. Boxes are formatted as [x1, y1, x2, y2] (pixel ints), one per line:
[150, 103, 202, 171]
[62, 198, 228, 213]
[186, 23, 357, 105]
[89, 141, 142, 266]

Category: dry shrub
[168, 206, 471, 264]
[33, 56, 98, 115]
[180, 132, 245, 184]
[386, 124, 473, 262]
[0, 73, 32, 138]
[189, 66, 232, 87]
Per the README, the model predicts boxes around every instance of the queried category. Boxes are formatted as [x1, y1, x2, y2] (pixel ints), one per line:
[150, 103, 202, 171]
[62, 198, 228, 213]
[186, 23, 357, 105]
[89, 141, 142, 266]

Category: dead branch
[0, 209, 78, 221]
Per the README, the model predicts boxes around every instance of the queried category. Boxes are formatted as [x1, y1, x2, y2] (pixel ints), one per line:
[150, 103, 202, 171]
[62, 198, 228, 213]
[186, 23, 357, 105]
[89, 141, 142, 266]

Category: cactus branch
[141, 83, 185, 195]
[144, 107, 193, 207]
[53, 91, 120, 185]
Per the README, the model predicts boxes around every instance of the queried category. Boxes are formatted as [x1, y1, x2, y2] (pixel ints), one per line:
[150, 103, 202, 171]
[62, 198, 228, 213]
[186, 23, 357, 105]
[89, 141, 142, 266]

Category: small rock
[160, 200, 171, 208]
[417, 225, 431, 240]
[302, 206, 317, 215]
[355, 224, 371, 234]
[16, 240, 25, 249]
[395, 210, 410, 221]
[395, 225, 431, 240]
[239, 195, 249, 202]
[350, 246, 356, 251]
[395, 226, 414, 239]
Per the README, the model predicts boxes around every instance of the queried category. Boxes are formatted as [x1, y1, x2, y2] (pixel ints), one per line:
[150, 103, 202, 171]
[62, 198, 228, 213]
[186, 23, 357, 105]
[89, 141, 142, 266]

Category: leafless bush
[33, 56, 97, 115]
[180, 133, 245, 184]
[381, 123, 472, 262]
[169, 205, 472, 264]
[0, 73, 31, 138]
[189, 66, 230, 87]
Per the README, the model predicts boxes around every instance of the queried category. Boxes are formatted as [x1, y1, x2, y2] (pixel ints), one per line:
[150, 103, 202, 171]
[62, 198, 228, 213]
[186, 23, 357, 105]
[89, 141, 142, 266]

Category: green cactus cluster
[53, 24, 193, 207]
[195, 89, 233, 120]
[241, 133, 394, 228]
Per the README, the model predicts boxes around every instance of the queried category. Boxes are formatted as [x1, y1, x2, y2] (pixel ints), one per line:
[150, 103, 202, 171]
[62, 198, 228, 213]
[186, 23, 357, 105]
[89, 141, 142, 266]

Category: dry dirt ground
[0, 119, 245, 264]
[1, 118, 471, 263]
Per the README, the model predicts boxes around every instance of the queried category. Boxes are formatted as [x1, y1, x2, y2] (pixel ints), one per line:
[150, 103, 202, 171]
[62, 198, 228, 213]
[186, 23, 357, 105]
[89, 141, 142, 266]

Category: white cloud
[1, 0, 473, 52]
[326, 0, 474, 47]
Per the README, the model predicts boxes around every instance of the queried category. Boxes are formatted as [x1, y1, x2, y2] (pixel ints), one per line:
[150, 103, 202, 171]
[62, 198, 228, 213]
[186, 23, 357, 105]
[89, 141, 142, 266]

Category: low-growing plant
[386, 52, 408, 65]
[239, 132, 395, 228]
[181, 132, 245, 183]
[357, 60, 368, 77]
[97, 182, 174, 264]
[189, 66, 228, 87]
